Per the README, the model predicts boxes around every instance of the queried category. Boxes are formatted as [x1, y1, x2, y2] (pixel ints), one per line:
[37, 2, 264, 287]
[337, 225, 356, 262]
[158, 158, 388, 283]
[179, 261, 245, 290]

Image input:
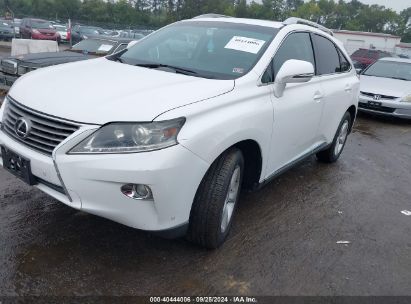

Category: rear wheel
[317, 112, 352, 163]
[187, 148, 244, 249]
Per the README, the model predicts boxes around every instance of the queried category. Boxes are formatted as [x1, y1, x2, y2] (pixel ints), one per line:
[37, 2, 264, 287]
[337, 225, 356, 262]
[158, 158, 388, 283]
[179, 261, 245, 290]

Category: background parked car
[358, 57, 411, 119]
[0, 37, 136, 90]
[53, 24, 70, 43]
[71, 25, 104, 43]
[20, 18, 60, 41]
[351, 48, 393, 70]
[0, 21, 14, 41]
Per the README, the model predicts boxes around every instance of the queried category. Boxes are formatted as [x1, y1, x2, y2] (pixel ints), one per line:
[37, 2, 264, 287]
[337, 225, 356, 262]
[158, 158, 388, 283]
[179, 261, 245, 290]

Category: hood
[360, 75, 411, 98]
[11, 51, 94, 67]
[9, 58, 235, 124]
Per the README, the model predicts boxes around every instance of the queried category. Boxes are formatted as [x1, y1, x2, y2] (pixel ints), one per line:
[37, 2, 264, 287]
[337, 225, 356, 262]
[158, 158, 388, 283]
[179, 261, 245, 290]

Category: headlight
[68, 118, 186, 154]
[402, 94, 411, 102]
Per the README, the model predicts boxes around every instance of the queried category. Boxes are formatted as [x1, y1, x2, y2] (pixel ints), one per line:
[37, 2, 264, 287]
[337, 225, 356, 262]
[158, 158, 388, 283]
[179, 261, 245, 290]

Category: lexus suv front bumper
[0, 98, 209, 236]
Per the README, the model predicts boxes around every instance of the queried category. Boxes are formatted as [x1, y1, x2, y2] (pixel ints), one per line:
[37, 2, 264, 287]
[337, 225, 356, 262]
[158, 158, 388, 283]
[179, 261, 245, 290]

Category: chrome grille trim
[360, 91, 398, 100]
[1, 97, 80, 156]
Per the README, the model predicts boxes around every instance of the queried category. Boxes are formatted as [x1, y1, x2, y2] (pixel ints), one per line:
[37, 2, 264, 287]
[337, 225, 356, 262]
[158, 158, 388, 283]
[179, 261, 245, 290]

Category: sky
[357, 0, 411, 12]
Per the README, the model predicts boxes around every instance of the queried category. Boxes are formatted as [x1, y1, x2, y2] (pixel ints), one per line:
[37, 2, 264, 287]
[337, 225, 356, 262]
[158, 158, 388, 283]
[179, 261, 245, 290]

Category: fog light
[121, 184, 153, 200]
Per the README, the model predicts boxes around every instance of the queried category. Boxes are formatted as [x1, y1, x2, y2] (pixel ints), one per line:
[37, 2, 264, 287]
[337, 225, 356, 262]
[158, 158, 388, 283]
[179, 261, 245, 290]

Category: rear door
[264, 32, 325, 176]
[311, 34, 358, 143]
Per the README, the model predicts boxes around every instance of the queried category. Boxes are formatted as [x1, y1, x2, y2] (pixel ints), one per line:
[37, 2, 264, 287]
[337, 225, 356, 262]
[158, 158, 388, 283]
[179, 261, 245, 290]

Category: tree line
[2, 0, 411, 41]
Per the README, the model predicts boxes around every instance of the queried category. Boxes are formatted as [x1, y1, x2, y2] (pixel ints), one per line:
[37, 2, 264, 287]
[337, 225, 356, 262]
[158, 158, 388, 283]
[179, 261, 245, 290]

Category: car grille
[1, 60, 17, 75]
[360, 91, 398, 100]
[1, 97, 80, 156]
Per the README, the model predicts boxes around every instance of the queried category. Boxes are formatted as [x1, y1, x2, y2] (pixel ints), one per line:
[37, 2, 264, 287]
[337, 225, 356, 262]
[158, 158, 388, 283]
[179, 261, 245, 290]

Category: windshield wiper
[135, 63, 199, 76]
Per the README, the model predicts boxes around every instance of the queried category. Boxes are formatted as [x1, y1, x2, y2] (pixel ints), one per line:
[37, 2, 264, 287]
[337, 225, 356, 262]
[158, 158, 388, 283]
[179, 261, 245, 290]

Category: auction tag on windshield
[224, 36, 266, 54]
[98, 44, 113, 52]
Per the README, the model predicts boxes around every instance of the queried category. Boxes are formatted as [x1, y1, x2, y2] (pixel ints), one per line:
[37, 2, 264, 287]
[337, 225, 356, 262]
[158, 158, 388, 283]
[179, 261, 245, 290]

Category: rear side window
[312, 34, 341, 75]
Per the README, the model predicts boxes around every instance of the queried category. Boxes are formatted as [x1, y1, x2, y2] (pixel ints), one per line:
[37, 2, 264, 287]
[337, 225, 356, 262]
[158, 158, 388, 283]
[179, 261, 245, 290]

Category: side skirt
[255, 142, 330, 191]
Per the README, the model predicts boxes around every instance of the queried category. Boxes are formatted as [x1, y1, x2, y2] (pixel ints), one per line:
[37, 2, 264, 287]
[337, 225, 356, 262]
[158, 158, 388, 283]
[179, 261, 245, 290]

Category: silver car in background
[359, 58, 411, 119]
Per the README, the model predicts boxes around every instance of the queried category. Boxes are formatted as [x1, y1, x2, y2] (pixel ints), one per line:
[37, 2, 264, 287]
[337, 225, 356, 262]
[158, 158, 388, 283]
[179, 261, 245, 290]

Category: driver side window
[262, 32, 315, 84]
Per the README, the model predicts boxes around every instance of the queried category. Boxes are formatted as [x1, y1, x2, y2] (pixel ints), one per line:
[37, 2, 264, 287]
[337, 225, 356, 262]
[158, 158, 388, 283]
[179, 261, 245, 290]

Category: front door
[264, 32, 324, 176]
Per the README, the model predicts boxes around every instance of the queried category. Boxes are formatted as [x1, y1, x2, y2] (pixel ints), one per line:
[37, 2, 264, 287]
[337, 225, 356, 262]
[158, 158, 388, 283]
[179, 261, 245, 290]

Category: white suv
[0, 16, 359, 248]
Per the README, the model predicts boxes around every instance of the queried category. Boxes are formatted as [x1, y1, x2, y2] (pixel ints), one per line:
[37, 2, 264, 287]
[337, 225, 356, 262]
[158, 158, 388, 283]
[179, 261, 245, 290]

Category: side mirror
[273, 59, 315, 98]
[355, 68, 363, 74]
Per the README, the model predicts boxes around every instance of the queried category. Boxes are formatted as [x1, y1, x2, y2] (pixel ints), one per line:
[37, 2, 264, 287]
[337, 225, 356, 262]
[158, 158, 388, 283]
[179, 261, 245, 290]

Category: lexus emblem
[14, 118, 31, 139]
[373, 94, 381, 101]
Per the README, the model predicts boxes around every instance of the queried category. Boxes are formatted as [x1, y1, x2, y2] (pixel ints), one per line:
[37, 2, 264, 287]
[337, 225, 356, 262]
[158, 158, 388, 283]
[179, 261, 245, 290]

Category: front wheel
[187, 148, 244, 249]
[316, 112, 352, 163]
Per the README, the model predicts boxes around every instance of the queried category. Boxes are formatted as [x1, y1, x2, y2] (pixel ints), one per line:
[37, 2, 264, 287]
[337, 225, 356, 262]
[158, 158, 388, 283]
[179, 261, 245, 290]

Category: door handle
[345, 85, 352, 92]
[314, 92, 323, 102]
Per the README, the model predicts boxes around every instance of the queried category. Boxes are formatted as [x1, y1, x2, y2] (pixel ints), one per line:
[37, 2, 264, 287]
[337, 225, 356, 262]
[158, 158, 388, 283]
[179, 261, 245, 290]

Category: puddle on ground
[352, 121, 380, 140]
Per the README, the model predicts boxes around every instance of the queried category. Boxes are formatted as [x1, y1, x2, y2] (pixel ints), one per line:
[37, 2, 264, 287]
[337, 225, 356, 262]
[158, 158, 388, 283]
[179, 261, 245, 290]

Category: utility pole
[69, 18, 72, 47]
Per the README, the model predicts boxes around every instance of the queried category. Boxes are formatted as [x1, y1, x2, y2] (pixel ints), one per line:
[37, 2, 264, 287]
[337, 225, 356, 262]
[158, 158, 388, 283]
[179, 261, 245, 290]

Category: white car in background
[54, 24, 69, 42]
[359, 58, 411, 119]
[0, 16, 359, 248]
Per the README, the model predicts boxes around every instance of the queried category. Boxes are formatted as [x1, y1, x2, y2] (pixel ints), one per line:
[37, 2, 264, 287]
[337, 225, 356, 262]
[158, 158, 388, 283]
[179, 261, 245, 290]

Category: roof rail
[193, 14, 231, 19]
[283, 17, 333, 36]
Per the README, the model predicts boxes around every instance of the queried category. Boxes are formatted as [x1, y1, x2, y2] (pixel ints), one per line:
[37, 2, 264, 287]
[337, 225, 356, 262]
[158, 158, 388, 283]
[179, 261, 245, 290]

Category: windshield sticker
[224, 36, 266, 54]
[98, 44, 113, 52]
[233, 67, 245, 74]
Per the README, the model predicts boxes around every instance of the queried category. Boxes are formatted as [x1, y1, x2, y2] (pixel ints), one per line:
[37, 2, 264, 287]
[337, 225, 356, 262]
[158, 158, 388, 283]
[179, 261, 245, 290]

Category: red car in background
[20, 18, 60, 41]
[351, 48, 393, 70]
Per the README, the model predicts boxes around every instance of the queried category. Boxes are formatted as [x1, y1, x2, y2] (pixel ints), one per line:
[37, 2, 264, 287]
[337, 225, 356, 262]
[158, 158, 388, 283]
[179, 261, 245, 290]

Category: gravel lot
[0, 112, 410, 296]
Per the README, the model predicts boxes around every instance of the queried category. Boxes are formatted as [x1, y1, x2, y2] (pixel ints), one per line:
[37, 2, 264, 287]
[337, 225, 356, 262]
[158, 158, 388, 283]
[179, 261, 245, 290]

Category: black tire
[317, 111, 352, 163]
[187, 148, 244, 249]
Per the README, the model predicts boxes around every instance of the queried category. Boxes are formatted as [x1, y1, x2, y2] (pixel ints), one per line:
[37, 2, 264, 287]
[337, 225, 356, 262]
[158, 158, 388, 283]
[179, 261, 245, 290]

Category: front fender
[155, 84, 273, 182]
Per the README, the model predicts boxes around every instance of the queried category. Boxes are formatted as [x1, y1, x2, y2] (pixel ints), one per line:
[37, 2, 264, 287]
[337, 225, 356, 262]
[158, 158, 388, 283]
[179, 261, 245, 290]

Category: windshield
[32, 20, 53, 29]
[363, 60, 411, 81]
[71, 39, 115, 54]
[119, 21, 278, 80]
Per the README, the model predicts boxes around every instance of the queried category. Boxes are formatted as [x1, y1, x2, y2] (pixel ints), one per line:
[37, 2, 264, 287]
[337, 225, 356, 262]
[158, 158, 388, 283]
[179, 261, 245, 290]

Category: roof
[333, 29, 401, 39]
[182, 17, 284, 29]
[379, 57, 411, 63]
